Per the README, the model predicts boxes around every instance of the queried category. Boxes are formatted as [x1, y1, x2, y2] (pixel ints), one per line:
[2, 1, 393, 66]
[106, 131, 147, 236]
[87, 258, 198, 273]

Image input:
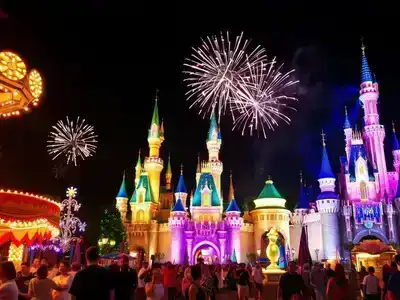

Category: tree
[98, 209, 128, 255]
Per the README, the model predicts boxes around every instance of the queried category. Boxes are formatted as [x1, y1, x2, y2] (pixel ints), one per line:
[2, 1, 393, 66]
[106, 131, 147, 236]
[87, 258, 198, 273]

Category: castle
[115, 45, 400, 273]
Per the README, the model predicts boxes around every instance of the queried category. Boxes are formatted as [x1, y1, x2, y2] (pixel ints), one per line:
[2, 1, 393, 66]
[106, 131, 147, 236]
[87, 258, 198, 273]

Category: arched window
[360, 181, 368, 200]
[136, 210, 144, 222]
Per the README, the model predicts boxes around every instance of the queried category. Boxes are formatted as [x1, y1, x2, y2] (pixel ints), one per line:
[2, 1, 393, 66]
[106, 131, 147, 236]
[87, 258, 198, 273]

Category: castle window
[136, 210, 144, 222]
[202, 193, 210, 206]
[260, 215, 264, 221]
[138, 192, 144, 203]
[360, 181, 368, 200]
[279, 215, 282, 221]
[204, 215, 209, 222]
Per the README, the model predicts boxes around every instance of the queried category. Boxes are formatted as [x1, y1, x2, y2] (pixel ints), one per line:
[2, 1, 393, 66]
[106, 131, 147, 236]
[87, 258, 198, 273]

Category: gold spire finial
[180, 163, 183, 174]
[344, 106, 348, 116]
[155, 89, 159, 101]
[299, 170, 303, 183]
[123, 170, 126, 179]
[321, 129, 326, 146]
[393, 120, 396, 133]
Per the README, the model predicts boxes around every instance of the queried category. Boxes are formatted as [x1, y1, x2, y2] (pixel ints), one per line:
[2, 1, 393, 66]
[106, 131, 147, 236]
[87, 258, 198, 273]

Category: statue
[266, 227, 280, 269]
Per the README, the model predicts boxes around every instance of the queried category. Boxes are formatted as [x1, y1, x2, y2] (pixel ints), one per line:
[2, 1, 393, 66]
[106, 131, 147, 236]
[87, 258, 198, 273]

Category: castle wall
[306, 213, 323, 261]
[157, 224, 172, 262]
[289, 224, 302, 260]
[240, 223, 254, 263]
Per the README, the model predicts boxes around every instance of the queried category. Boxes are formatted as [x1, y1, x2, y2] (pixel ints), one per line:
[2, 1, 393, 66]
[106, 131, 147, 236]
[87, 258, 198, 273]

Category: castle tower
[115, 172, 129, 222]
[168, 198, 187, 264]
[144, 98, 164, 203]
[392, 122, 400, 174]
[225, 172, 242, 263]
[315, 132, 340, 261]
[344, 107, 352, 162]
[175, 165, 188, 204]
[135, 149, 142, 188]
[165, 154, 172, 191]
[359, 43, 388, 193]
[206, 112, 223, 199]
[250, 179, 291, 263]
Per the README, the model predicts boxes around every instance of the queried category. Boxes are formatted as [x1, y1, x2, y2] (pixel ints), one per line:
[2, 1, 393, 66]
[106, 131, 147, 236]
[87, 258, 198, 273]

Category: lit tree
[52, 187, 86, 252]
[98, 209, 128, 255]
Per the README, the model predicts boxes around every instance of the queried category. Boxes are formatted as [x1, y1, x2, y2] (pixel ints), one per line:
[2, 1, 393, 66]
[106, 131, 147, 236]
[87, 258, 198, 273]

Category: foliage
[246, 252, 257, 264]
[98, 209, 128, 255]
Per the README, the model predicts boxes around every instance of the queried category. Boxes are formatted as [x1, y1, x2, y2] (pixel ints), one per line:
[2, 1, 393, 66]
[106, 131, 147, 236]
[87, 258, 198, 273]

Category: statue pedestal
[261, 268, 286, 299]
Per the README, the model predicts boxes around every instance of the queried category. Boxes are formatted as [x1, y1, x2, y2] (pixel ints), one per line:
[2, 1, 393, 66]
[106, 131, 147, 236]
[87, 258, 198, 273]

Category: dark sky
[0, 1, 399, 244]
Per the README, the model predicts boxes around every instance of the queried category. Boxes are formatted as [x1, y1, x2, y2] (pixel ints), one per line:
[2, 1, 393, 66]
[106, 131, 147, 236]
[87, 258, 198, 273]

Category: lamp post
[53, 187, 86, 252]
[315, 249, 320, 262]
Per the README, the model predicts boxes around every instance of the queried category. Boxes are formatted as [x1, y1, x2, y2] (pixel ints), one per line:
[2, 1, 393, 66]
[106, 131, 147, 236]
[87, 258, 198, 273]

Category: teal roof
[226, 199, 240, 212]
[257, 180, 283, 199]
[192, 173, 221, 206]
[207, 111, 219, 142]
[130, 173, 153, 203]
[116, 173, 128, 198]
[172, 199, 185, 212]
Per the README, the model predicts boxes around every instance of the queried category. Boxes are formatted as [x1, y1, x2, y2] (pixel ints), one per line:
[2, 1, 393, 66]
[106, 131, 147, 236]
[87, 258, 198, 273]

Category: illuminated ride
[0, 189, 61, 266]
[0, 51, 44, 117]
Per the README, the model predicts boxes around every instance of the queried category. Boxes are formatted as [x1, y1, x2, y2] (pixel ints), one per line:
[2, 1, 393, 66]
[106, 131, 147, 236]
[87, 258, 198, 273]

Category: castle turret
[175, 165, 188, 205]
[135, 149, 142, 187]
[165, 154, 172, 191]
[392, 122, 400, 174]
[144, 98, 164, 203]
[315, 132, 340, 261]
[225, 172, 242, 263]
[115, 172, 129, 222]
[169, 197, 187, 264]
[344, 107, 352, 162]
[206, 112, 223, 199]
[359, 42, 388, 193]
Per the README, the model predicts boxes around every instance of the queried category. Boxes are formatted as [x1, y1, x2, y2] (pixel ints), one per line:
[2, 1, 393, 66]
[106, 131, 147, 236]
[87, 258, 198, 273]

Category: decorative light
[8, 244, 23, 265]
[109, 239, 116, 246]
[28, 69, 43, 98]
[102, 238, 109, 245]
[52, 187, 86, 252]
[0, 52, 27, 80]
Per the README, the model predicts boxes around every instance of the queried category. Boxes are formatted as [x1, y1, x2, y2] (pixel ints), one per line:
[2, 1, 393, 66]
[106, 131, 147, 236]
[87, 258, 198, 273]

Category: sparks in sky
[232, 58, 298, 138]
[47, 117, 98, 166]
[183, 31, 267, 121]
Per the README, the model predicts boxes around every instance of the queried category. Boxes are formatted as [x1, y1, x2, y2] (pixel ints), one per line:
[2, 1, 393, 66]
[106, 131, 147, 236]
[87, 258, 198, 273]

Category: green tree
[98, 209, 128, 255]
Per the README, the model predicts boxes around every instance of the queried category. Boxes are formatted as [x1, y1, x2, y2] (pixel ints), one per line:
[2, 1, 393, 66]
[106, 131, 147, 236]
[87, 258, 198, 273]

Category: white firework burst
[232, 58, 298, 138]
[47, 117, 98, 166]
[183, 31, 267, 120]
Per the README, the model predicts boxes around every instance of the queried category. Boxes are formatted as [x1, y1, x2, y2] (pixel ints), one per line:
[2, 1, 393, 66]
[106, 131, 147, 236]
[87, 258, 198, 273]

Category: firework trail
[47, 117, 98, 166]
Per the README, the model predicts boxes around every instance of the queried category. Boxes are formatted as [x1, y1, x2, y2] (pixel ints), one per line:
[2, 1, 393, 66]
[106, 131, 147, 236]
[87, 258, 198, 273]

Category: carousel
[0, 189, 60, 267]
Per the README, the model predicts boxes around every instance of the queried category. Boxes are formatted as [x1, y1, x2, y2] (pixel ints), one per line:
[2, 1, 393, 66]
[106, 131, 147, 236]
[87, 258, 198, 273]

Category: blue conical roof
[117, 173, 128, 198]
[172, 199, 186, 212]
[319, 145, 334, 179]
[175, 170, 187, 193]
[226, 199, 240, 212]
[361, 45, 373, 83]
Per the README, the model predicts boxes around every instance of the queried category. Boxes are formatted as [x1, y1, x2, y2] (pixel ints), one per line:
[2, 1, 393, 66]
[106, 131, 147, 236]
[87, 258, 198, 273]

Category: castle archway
[191, 241, 220, 265]
[353, 229, 389, 244]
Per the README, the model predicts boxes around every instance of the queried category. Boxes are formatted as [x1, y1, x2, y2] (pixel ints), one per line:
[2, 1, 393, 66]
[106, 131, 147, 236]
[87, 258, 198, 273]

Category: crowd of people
[277, 255, 400, 300]
[1, 248, 400, 299]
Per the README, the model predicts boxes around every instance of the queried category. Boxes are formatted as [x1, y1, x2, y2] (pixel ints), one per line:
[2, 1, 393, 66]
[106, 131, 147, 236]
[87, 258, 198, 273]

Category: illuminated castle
[291, 44, 400, 270]
[116, 44, 400, 269]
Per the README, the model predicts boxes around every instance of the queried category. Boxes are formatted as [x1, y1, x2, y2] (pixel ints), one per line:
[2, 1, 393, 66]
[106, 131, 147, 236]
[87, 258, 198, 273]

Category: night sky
[0, 1, 398, 244]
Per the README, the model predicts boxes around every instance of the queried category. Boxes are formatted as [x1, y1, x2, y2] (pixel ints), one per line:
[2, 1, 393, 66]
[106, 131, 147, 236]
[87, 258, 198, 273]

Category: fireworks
[184, 32, 298, 138]
[232, 59, 298, 138]
[47, 117, 98, 166]
[183, 32, 267, 120]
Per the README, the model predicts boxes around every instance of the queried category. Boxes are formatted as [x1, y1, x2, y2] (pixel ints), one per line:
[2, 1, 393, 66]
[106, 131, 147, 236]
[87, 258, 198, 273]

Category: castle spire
[148, 91, 160, 139]
[344, 106, 351, 129]
[136, 149, 142, 168]
[295, 171, 310, 210]
[393, 121, 400, 151]
[361, 39, 373, 83]
[319, 130, 334, 179]
[207, 110, 219, 142]
[196, 153, 201, 173]
[226, 171, 240, 213]
[165, 154, 172, 191]
[116, 172, 128, 198]
[175, 164, 187, 193]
